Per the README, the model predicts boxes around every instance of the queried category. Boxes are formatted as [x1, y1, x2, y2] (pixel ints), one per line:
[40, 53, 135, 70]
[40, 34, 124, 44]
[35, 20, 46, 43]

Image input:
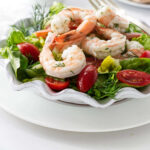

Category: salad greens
[120, 58, 150, 74]
[87, 74, 121, 101]
[7, 48, 28, 81]
[126, 23, 143, 33]
[1, 2, 150, 102]
[98, 56, 121, 74]
[7, 28, 25, 47]
[0, 47, 9, 58]
[132, 34, 150, 50]
[25, 62, 46, 78]
[0, 2, 65, 82]
[43, 2, 65, 29]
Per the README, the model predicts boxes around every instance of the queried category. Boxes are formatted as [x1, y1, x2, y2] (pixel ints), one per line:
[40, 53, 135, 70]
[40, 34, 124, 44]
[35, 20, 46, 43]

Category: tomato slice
[45, 77, 70, 91]
[140, 51, 150, 58]
[117, 70, 150, 87]
[17, 43, 40, 62]
[86, 57, 102, 68]
[77, 65, 98, 92]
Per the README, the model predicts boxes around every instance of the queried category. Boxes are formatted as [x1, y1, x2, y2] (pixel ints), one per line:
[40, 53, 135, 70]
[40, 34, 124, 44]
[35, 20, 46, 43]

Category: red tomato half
[86, 57, 102, 68]
[17, 43, 40, 62]
[125, 33, 142, 40]
[140, 51, 150, 58]
[77, 65, 98, 92]
[45, 77, 70, 91]
[117, 70, 150, 87]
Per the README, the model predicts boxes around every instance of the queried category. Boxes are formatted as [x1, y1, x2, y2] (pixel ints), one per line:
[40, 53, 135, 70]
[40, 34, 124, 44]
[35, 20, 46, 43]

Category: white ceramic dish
[0, 0, 150, 132]
[1, 66, 150, 132]
[118, 0, 150, 8]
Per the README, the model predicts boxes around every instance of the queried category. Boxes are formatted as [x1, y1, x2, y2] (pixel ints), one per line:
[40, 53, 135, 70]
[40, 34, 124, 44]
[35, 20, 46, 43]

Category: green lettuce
[132, 34, 150, 50]
[7, 28, 25, 46]
[25, 34, 45, 50]
[25, 61, 46, 78]
[87, 74, 121, 101]
[126, 23, 143, 33]
[6, 28, 45, 50]
[7, 47, 28, 81]
[120, 58, 150, 73]
[43, 2, 65, 28]
[49, 2, 65, 16]
[98, 56, 121, 74]
[0, 47, 9, 58]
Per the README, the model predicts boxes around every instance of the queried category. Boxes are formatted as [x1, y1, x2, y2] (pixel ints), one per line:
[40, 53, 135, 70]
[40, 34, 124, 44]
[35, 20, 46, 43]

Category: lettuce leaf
[6, 28, 45, 50]
[7, 47, 28, 81]
[87, 74, 121, 100]
[25, 61, 46, 78]
[0, 47, 9, 58]
[43, 2, 65, 28]
[120, 58, 150, 73]
[132, 34, 150, 50]
[126, 23, 143, 33]
[98, 56, 121, 74]
[25, 34, 45, 50]
[49, 2, 65, 16]
[7, 28, 25, 46]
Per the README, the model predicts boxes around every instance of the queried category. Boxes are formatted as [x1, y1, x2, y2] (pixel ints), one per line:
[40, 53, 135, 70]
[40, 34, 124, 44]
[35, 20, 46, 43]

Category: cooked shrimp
[51, 7, 96, 35]
[40, 32, 86, 79]
[81, 27, 126, 59]
[125, 40, 144, 57]
[96, 6, 129, 33]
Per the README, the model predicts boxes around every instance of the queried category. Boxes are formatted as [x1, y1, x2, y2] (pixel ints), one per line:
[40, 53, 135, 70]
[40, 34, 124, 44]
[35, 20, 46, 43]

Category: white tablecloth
[0, 0, 150, 149]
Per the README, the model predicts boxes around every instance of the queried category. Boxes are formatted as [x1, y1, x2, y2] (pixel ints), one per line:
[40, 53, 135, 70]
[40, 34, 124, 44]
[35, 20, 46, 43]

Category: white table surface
[0, 0, 150, 149]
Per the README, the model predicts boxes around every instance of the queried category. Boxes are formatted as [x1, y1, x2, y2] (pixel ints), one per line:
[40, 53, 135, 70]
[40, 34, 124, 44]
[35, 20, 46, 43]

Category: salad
[0, 2, 150, 102]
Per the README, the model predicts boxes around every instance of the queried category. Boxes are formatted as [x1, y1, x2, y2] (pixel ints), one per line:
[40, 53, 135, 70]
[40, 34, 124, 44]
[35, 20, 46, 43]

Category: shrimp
[39, 32, 86, 79]
[96, 6, 129, 33]
[125, 40, 144, 57]
[81, 27, 126, 59]
[51, 7, 96, 35]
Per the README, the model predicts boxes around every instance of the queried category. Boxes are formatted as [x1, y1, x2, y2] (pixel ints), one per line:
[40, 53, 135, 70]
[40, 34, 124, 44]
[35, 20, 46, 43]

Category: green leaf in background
[0, 47, 9, 58]
[132, 34, 150, 50]
[7, 48, 28, 81]
[126, 23, 143, 33]
[43, 2, 65, 29]
[7, 28, 25, 46]
[49, 2, 65, 16]
[120, 58, 150, 74]
[98, 56, 121, 74]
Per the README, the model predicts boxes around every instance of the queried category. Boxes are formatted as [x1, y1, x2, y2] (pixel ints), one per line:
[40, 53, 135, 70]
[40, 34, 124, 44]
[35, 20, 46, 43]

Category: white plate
[118, 0, 150, 8]
[0, 67, 150, 132]
[0, 0, 150, 132]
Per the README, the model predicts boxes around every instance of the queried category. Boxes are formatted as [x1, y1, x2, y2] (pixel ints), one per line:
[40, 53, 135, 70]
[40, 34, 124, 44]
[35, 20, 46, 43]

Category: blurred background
[0, 0, 150, 40]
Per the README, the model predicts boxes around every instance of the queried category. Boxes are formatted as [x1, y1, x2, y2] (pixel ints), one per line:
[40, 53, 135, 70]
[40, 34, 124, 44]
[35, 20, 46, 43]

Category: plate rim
[118, 0, 150, 8]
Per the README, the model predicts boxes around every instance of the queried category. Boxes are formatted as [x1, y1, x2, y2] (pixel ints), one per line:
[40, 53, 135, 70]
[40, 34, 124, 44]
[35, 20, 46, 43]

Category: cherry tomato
[86, 57, 102, 68]
[17, 43, 40, 62]
[140, 51, 150, 58]
[45, 77, 70, 91]
[125, 33, 142, 40]
[77, 65, 98, 92]
[117, 70, 150, 87]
